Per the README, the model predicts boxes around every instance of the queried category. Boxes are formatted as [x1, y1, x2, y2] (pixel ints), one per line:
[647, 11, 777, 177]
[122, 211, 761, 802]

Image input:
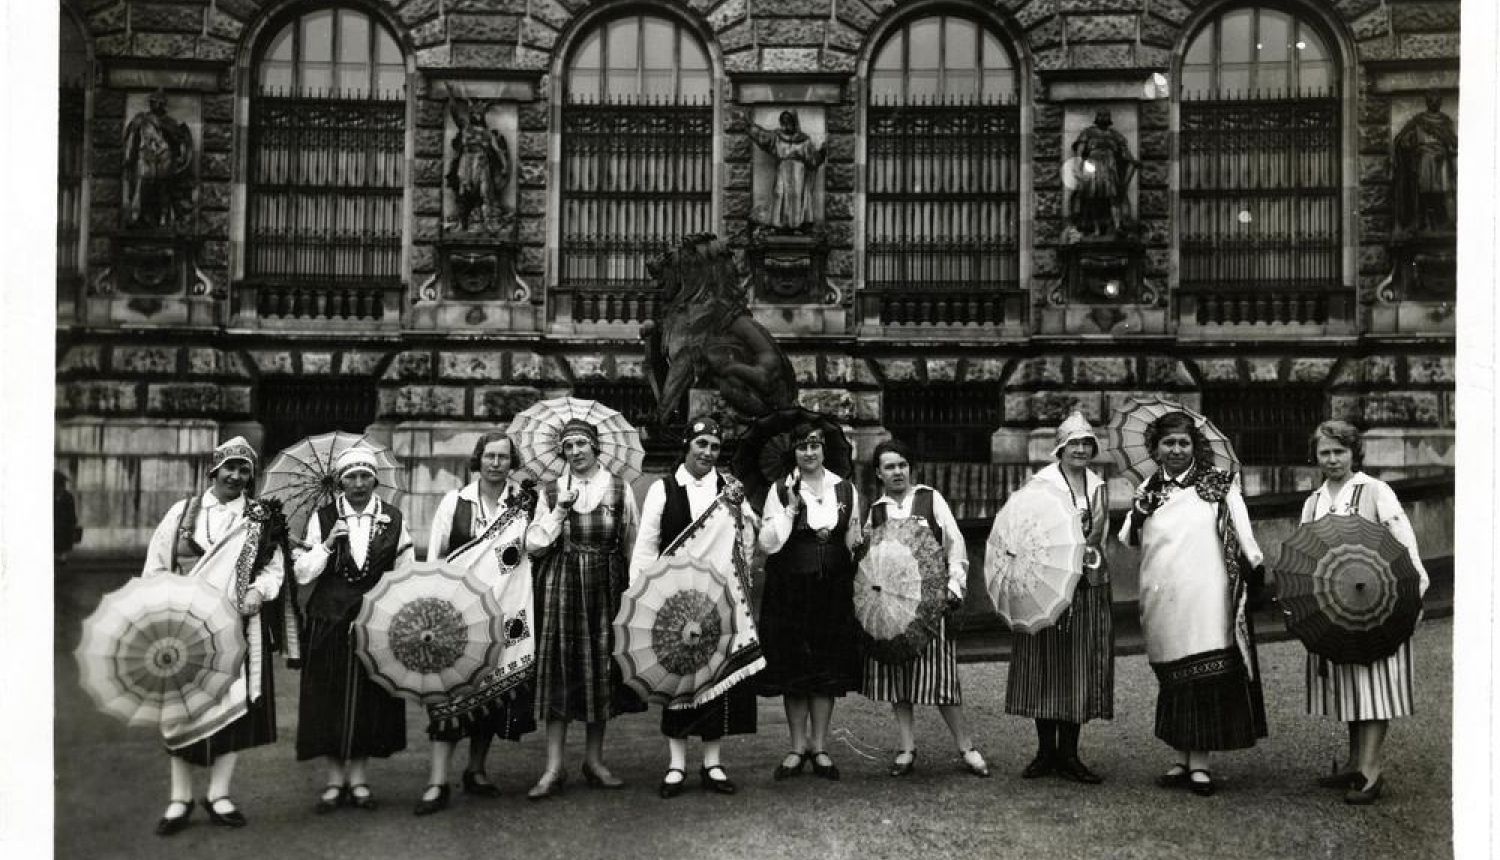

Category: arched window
[558, 14, 714, 321]
[58, 9, 89, 293]
[246, 7, 406, 308]
[1177, 5, 1341, 325]
[865, 14, 1020, 327]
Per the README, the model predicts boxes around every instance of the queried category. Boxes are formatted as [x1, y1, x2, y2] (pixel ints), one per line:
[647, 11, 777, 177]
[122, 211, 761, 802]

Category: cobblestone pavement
[52, 569, 1453, 860]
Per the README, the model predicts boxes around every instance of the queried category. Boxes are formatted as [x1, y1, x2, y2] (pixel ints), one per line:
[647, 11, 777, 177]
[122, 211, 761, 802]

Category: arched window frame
[546, 2, 724, 330]
[855, 2, 1032, 333]
[230, 2, 415, 321]
[1170, 0, 1359, 333]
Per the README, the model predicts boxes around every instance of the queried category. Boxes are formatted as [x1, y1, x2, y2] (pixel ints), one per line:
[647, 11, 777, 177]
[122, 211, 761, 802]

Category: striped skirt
[1005, 580, 1115, 723]
[861, 617, 962, 706]
[1306, 641, 1414, 721]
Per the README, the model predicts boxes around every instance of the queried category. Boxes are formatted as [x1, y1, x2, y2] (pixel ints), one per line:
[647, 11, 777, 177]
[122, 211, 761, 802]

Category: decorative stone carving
[748, 110, 826, 233]
[1393, 90, 1457, 235]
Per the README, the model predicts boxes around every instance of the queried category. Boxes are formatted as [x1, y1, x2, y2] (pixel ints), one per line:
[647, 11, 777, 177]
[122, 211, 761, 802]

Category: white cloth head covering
[335, 446, 379, 480]
[211, 436, 258, 473]
[1051, 410, 1098, 459]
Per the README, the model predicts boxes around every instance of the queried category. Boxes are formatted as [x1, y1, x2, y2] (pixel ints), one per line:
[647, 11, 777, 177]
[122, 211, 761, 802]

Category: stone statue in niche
[1067, 108, 1138, 237]
[641, 233, 797, 425]
[122, 90, 196, 230]
[446, 96, 512, 233]
[1393, 90, 1457, 234]
[748, 110, 826, 232]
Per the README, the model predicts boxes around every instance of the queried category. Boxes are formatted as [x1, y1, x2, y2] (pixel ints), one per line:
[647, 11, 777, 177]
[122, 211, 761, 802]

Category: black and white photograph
[2, 0, 1497, 858]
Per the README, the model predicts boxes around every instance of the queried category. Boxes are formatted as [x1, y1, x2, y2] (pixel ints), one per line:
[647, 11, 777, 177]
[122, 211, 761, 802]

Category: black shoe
[810, 751, 840, 781]
[204, 796, 247, 828]
[1189, 769, 1216, 797]
[314, 785, 346, 814]
[888, 750, 916, 777]
[1021, 753, 1055, 779]
[659, 768, 686, 799]
[347, 784, 377, 811]
[154, 800, 194, 836]
[1055, 756, 1104, 785]
[413, 784, 450, 816]
[960, 748, 991, 779]
[1316, 759, 1363, 789]
[699, 765, 737, 795]
[773, 751, 808, 781]
[1344, 774, 1386, 805]
[526, 770, 566, 801]
[1155, 764, 1190, 789]
[461, 770, 502, 798]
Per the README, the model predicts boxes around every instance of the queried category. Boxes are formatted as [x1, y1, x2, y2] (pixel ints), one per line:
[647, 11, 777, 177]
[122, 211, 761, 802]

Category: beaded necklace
[337, 494, 382, 583]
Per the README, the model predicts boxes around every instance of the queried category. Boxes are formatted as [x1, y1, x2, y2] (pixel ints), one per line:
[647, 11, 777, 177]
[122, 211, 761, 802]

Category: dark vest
[658, 471, 723, 553]
[305, 500, 405, 621]
[445, 497, 476, 556]
[868, 487, 943, 546]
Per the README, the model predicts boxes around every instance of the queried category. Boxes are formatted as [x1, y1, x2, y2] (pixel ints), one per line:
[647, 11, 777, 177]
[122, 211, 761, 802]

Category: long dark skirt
[756, 556, 860, 698]
[169, 618, 277, 767]
[532, 547, 645, 723]
[296, 615, 407, 761]
[660, 684, 757, 741]
[1004, 579, 1115, 723]
[427, 686, 537, 744]
[1151, 644, 1268, 751]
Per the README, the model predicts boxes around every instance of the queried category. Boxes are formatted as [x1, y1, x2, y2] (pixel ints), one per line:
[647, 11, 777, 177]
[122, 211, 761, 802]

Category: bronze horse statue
[641, 234, 797, 426]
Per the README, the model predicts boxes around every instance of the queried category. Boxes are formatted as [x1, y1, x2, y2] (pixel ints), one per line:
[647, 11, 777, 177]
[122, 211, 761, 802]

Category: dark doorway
[258, 377, 379, 458]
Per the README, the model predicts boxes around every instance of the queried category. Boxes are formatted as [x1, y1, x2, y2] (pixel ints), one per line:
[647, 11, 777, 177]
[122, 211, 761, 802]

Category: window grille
[58, 10, 88, 291]
[882, 383, 1000, 462]
[257, 378, 377, 458]
[1201, 385, 1325, 466]
[1178, 7, 1341, 324]
[560, 14, 713, 322]
[571, 380, 657, 427]
[246, 8, 406, 303]
[866, 15, 1021, 327]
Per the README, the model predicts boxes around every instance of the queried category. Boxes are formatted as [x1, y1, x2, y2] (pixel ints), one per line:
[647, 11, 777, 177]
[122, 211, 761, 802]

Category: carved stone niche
[1040, 236, 1163, 336]
[407, 238, 536, 331]
[747, 232, 829, 304]
[1389, 235, 1456, 301]
[88, 230, 216, 326]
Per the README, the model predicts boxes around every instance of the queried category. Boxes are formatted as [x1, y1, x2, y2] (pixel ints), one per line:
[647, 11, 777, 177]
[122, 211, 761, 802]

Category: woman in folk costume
[143, 437, 293, 835]
[628, 416, 764, 798]
[522, 418, 644, 799]
[294, 446, 414, 813]
[1001, 412, 1115, 784]
[414, 431, 540, 815]
[757, 421, 862, 781]
[1118, 410, 1266, 797]
[863, 440, 990, 779]
[1300, 421, 1429, 805]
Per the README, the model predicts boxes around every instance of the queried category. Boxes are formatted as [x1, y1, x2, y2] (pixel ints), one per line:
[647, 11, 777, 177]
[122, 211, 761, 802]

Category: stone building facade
[55, 0, 1459, 553]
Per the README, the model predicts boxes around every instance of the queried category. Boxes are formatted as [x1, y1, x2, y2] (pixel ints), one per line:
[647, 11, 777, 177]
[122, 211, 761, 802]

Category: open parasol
[730, 406, 854, 513]
[353, 559, 509, 704]
[1105, 396, 1238, 486]
[613, 554, 740, 708]
[260, 432, 406, 541]
[853, 517, 948, 664]
[507, 396, 645, 485]
[983, 480, 1087, 634]
[75, 575, 246, 729]
[1273, 514, 1424, 664]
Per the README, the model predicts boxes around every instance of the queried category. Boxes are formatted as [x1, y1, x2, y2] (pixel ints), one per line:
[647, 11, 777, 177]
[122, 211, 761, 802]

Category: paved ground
[53, 566, 1454, 860]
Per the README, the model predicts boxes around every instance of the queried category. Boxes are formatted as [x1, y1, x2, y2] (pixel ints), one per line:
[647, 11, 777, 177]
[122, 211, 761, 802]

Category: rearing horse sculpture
[641, 234, 798, 426]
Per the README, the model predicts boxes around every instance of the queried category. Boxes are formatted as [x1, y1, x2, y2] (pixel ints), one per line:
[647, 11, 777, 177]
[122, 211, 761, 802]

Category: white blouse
[865, 485, 968, 600]
[758, 469, 862, 554]
[629, 465, 757, 583]
[524, 467, 640, 554]
[1302, 471, 1429, 595]
[294, 494, 414, 585]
